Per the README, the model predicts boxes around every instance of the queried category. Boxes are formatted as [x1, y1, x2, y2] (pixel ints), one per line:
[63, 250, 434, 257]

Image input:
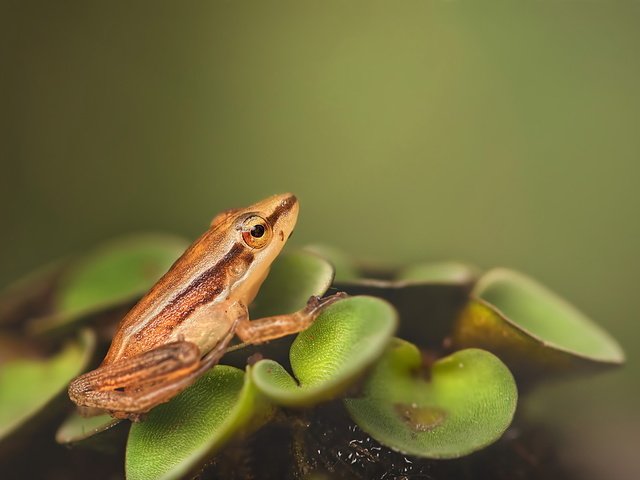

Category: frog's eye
[240, 215, 272, 249]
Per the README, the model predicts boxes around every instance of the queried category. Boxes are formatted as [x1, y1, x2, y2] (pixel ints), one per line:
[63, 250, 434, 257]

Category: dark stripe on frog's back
[121, 243, 252, 357]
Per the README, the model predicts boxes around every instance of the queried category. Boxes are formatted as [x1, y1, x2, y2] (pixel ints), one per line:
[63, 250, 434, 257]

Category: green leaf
[251, 296, 397, 406]
[396, 261, 480, 284]
[29, 234, 188, 334]
[126, 365, 272, 480]
[345, 338, 517, 459]
[0, 329, 96, 441]
[334, 277, 473, 349]
[250, 250, 335, 318]
[56, 411, 121, 445]
[452, 268, 625, 378]
[303, 244, 360, 282]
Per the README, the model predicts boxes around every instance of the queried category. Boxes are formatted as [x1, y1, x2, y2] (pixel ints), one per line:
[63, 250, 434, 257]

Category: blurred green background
[1, 2, 639, 478]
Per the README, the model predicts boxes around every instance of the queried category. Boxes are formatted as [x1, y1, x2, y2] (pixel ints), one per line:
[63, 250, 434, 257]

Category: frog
[68, 193, 344, 420]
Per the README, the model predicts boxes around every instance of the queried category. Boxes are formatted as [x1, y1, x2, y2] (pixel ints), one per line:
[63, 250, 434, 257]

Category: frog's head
[209, 193, 299, 304]
[237, 192, 299, 255]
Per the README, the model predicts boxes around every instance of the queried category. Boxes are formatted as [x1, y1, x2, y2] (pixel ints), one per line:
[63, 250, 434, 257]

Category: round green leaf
[453, 268, 625, 378]
[250, 250, 335, 318]
[303, 244, 360, 282]
[126, 365, 272, 480]
[29, 234, 188, 334]
[397, 261, 480, 284]
[57, 234, 188, 316]
[345, 338, 517, 459]
[0, 329, 96, 441]
[251, 296, 397, 406]
[56, 411, 121, 444]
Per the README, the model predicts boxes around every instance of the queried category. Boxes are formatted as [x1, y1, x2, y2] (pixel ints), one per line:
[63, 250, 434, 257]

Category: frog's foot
[304, 292, 348, 315]
[68, 320, 238, 421]
[236, 292, 348, 345]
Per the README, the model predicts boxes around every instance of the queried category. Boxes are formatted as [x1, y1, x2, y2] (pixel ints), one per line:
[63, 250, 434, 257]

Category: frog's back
[102, 226, 238, 363]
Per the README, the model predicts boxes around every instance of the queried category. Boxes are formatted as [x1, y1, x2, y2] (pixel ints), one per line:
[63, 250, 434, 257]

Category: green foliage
[56, 411, 120, 445]
[345, 338, 517, 459]
[127, 366, 272, 480]
[302, 244, 360, 283]
[56, 235, 188, 316]
[475, 269, 623, 362]
[29, 235, 188, 335]
[251, 296, 397, 406]
[0, 236, 626, 476]
[0, 329, 95, 441]
[453, 268, 625, 379]
[250, 250, 335, 318]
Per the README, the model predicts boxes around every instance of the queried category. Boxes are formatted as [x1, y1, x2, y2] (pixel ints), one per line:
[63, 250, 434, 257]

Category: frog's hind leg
[68, 322, 237, 421]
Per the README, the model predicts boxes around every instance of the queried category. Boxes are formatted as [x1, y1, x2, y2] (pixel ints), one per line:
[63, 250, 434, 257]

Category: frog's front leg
[237, 292, 347, 344]
[68, 319, 238, 421]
